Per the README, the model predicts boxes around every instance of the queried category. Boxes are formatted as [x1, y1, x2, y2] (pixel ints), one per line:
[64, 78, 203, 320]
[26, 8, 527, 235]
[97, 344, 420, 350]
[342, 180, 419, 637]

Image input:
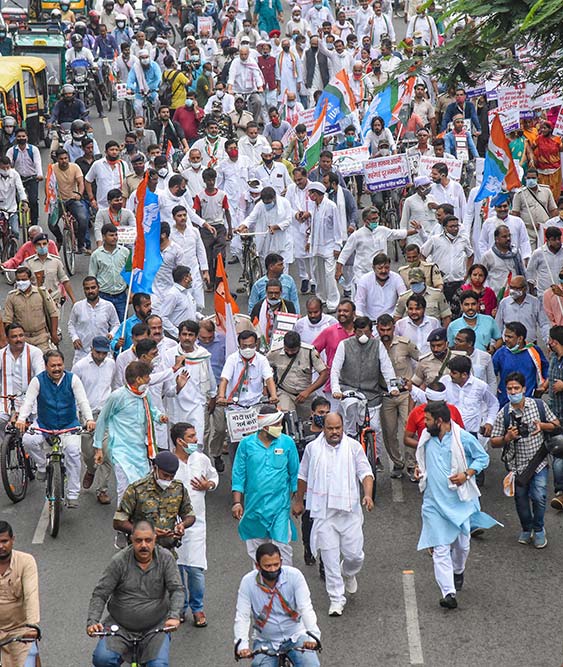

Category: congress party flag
[314, 69, 356, 124]
[475, 113, 521, 201]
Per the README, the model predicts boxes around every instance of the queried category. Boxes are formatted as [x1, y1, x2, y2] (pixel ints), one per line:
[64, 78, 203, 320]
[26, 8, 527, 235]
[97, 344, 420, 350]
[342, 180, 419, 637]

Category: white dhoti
[432, 533, 470, 597]
[312, 508, 364, 606]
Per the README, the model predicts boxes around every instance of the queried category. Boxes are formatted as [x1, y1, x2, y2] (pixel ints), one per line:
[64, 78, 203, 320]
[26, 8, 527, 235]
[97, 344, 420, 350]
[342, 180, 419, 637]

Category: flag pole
[117, 265, 135, 354]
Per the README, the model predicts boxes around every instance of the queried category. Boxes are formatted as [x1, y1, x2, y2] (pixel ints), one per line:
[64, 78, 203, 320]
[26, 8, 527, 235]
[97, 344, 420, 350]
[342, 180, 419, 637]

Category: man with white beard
[236, 186, 293, 267]
[292, 412, 374, 617]
[170, 206, 209, 309]
[286, 167, 313, 294]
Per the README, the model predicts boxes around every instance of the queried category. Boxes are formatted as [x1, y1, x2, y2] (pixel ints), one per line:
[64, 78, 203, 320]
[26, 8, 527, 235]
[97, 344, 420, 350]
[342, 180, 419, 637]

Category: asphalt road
[2, 18, 563, 667]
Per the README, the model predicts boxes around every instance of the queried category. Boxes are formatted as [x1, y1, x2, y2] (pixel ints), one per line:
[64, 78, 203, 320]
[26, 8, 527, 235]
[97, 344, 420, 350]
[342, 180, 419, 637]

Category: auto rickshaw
[0, 62, 26, 128]
[13, 25, 66, 102]
[39, 0, 86, 19]
[2, 56, 49, 145]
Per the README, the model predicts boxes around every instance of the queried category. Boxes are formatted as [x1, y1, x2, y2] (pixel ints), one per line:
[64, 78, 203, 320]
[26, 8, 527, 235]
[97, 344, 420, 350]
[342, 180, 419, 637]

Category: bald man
[292, 412, 374, 617]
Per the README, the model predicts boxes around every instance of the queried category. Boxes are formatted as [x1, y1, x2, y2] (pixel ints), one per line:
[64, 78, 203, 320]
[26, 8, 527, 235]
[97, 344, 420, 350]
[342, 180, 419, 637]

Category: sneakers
[518, 531, 533, 545]
[533, 530, 547, 549]
[342, 289, 352, 298]
[66, 498, 79, 509]
[390, 465, 403, 479]
[300, 279, 309, 294]
[114, 531, 128, 550]
[439, 593, 457, 609]
[453, 572, 464, 591]
[343, 575, 358, 594]
[82, 471, 95, 489]
[214, 456, 225, 473]
[328, 602, 344, 617]
[551, 491, 563, 510]
[470, 528, 485, 538]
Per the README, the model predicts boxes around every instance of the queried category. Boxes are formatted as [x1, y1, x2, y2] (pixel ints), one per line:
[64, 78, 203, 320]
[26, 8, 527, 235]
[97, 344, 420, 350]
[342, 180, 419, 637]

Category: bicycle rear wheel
[62, 223, 76, 276]
[0, 436, 28, 502]
[47, 460, 63, 538]
[122, 99, 135, 133]
[2, 236, 17, 263]
[364, 431, 377, 500]
[248, 255, 263, 294]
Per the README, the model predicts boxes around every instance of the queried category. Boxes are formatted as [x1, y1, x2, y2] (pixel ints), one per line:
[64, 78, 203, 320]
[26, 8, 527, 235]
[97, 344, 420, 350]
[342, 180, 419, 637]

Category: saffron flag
[314, 69, 356, 124]
[475, 113, 521, 202]
[44, 163, 58, 214]
[166, 139, 174, 161]
[214, 253, 239, 355]
[301, 101, 327, 171]
[121, 174, 163, 293]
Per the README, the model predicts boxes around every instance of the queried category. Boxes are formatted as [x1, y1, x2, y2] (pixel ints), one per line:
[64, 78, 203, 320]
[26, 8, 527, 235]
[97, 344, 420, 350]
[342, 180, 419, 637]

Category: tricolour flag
[214, 253, 239, 356]
[121, 174, 163, 293]
[475, 113, 521, 202]
[301, 100, 327, 171]
[165, 139, 174, 161]
[44, 163, 58, 214]
[361, 76, 416, 139]
[314, 69, 356, 125]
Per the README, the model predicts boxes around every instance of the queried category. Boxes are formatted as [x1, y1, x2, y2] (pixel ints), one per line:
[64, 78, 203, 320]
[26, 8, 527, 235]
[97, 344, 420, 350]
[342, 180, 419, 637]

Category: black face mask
[260, 568, 281, 582]
[313, 414, 325, 428]
[433, 349, 448, 359]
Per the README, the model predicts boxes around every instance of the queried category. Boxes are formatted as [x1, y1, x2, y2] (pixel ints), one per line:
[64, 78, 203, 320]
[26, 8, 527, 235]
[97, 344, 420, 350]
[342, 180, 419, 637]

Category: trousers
[24, 430, 81, 500]
[92, 634, 170, 667]
[99, 291, 127, 322]
[200, 225, 227, 285]
[178, 565, 206, 613]
[311, 255, 339, 311]
[246, 538, 293, 566]
[380, 392, 415, 469]
[432, 532, 470, 597]
[82, 425, 112, 493]
[203, 404, 227, 458]
[251, 636, 320, 667]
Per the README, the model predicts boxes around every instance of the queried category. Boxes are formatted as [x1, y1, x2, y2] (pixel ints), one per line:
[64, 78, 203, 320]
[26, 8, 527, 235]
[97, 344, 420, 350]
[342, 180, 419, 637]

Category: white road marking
[391, 477, 404, 502]
[402, 570, 424, 665]
[103, 117, 112, 135]
[32, 500, 49, 544]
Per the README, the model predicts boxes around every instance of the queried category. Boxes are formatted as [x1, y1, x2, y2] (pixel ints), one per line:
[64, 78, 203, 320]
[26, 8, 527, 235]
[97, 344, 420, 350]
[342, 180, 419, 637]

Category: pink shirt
[543, 287, 563, 326]
[3, 240, 59, 269]
[313, 322, 354, 391]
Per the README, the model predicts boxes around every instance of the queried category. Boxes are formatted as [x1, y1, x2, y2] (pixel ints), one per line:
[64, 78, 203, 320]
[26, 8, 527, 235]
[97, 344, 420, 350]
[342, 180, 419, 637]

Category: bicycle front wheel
[122, 99, 135, 133]
[0, 436, 28, 502]
[248, 255, 263, 295]
[48, 460, 63, 538]
[2, 236, 17, 263]
[62, 224, 76, 276]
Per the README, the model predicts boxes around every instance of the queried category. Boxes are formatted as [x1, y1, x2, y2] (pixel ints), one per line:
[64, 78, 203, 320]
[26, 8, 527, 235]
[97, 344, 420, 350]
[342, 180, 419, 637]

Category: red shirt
[3, 240, 59, 270]
[313, 323, 355, 392]
[258, 55, 276, 91]
[405, 403, 465, 439]
[173, 106, 204, 141]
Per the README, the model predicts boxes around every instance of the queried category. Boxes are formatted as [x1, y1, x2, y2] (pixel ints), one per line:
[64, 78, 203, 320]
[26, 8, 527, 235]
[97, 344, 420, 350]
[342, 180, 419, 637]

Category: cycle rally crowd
[1, 0, 563, 663]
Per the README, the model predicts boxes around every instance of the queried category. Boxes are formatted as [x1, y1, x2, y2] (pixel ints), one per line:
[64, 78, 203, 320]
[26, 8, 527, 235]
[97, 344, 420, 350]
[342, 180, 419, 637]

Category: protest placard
[417, 155, 463, 182]
[226, 407, 258, 442]
[364, 154, 411, 192]
[332, 146, 369, 176]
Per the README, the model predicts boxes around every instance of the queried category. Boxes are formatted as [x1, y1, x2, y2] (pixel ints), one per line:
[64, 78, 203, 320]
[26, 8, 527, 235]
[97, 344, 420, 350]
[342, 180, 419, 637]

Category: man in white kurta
[173, 422, 218, 626]
[216, 143, 252, 229]
[294, 413, 374, 617]
[170, 208, 209, 310]
[286, 168, 313, 289]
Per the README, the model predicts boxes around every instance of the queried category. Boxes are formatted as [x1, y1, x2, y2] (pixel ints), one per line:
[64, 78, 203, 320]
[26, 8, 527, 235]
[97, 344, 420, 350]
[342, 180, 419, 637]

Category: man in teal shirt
[447, 291, 501, 352]
[232, 405, 299, 564]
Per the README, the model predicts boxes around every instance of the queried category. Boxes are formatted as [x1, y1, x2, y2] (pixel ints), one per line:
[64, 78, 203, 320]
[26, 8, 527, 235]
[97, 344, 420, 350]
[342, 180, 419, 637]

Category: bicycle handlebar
[0, 624, 41, 648]
[91, 625, 175, 641]
[27, 426, 84, 436]
[234, 632, 321, 661]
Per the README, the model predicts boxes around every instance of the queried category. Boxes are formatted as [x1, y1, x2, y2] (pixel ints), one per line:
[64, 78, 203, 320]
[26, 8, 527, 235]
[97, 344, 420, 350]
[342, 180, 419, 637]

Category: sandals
[193, 612, 207, 628]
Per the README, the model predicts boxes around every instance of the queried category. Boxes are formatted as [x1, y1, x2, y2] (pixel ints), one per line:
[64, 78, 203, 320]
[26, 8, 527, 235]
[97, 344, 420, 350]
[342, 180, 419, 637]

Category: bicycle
[341, 390, 378, 499]
[0, 395, 35, 503]
[0, 624, 41, 667]
[56, 198, 78, 276]
[0, 209, 17, 264]
[122, 90, 157, 133]
[236, 231, 265, 296]
[379, 190, 401, 262]
[235, 632, 321, 666]
[90, 624, 175, 666]
[27, 425, 83, 538]
[99, 58, 115, 113]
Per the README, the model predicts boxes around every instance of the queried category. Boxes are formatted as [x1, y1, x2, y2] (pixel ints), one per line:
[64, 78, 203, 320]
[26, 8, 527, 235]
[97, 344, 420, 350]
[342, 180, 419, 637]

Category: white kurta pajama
[309, 197, 342, 311]
[170, 225, 209, 310]
[299, 433, 373, 607]
[241, 196, 294, 265]
[286, 182, 313, 281]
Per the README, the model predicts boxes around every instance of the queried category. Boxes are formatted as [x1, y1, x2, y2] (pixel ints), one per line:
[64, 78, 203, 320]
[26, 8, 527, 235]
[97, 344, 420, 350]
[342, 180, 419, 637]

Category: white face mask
[16, 280, 31, 292]
[358, 334, 369, 344]
[155, 475, 172, 490]
[158, 168, 168, 178]
[190, 160, 202, 169]
[240, 347, 255, 359]
[138, 383, 149, 393]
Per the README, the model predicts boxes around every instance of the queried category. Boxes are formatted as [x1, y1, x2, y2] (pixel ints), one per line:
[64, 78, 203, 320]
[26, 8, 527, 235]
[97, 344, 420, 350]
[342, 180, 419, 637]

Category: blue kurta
[417, 430, 499, 550]
[254, 0, 282, 33]
[94, 386, 162, 484]
[493, 345, 548, 406]
[232, 432, 299, 543]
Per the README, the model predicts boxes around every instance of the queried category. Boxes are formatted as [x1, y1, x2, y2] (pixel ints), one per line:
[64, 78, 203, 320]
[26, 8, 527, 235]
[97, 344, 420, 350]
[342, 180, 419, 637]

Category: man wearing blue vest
[16, 350, 96, 508]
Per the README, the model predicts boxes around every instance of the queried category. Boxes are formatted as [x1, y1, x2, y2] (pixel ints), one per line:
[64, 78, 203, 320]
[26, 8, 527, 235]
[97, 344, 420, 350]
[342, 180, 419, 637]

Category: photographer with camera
[490, 372, 560, 549]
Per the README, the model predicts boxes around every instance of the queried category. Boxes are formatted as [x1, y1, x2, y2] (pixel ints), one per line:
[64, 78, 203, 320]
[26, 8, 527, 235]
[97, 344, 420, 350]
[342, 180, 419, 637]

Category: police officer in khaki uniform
[376, 314, 420, 481]
[3, 266, 59, 353]
[23, 233, 76, 309]
[113, 451, 195, 551]
[394, 268, 452, 325]
[398, 243, 444, 290]
[412, 326, 465, 388]
[266, 330, 328, 421]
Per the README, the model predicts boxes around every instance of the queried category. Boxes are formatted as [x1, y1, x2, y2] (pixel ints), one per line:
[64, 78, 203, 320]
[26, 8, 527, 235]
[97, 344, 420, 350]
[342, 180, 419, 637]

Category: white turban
[425, 388, 447, 402]
[257, 411, 284, 428]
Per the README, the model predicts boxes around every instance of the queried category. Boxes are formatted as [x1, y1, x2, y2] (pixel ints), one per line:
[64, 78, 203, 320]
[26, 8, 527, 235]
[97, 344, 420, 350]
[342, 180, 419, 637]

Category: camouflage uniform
[114, 473, 194, 550]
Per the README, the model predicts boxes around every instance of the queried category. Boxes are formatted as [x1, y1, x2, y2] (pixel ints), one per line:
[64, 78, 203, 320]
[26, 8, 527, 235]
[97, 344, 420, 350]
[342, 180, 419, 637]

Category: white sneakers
[344, 575, 358, 594]
[328, 602, 344, 617]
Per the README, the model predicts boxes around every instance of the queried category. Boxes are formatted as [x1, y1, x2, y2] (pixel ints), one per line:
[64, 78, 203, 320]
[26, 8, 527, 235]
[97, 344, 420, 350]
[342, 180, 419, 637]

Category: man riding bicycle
[234, 542, 321, 666]
[126, 49, 162, 117]
[16, 349, 96, 508]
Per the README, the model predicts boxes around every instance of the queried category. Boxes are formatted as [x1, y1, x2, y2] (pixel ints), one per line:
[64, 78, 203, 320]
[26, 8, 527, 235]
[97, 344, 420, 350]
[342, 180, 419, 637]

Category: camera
[510, 412, 530, 439]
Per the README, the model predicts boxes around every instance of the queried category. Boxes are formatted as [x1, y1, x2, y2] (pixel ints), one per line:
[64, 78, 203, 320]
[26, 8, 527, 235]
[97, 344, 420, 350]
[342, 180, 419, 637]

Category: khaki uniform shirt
[398, 260, 444, 290]
[384, 336, 420, 380]
[122, 172, 144, 200]
[394, 287, 451, 321]
[0, 550, 40, 667]
[412, 349, 465, 387]
[3, 286, 57, 352]
[23, 254, 69, 307]
[267, 343, 327, 395]
[114, 473, 195, 550]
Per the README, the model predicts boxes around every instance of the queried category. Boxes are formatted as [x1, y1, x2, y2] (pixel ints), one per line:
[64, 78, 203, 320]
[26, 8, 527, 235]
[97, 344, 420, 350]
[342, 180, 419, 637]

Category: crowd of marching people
[2, 0, 563, 664]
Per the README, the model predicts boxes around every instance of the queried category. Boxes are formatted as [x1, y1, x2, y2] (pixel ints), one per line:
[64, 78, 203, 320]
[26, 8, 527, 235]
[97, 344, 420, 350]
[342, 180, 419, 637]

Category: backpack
[12, 145, 34, 162]
[158, 70, 181, 108]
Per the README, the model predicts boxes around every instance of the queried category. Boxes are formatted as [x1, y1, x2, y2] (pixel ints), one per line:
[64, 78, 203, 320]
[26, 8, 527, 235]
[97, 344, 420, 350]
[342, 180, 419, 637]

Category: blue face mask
[264, 201, 276, 211]
[37, 246, 48, 256]
[411, 282, 425, 294]
[508, 392, 523, 404]
[368, 221, 378, 230]
[313, 414, 325, 427]
[526, 178, 537, 188]
[183, 443, 199, 455]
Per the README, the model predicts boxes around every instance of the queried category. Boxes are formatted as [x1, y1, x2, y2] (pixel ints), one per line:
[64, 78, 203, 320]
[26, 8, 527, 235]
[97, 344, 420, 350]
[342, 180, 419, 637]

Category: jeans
[552, 457, 563, 493]
[22, 177, 39, 225]
[100, 290, 128, 322]
[92, 634, 170, 666]
[49, 200, 88, 248]
[178, 564, 206, 613]
[7, 211, 19, 239]
[24, 641, 39, 666]
[514, 467, 548, 532]
[251, 636, 320, 667]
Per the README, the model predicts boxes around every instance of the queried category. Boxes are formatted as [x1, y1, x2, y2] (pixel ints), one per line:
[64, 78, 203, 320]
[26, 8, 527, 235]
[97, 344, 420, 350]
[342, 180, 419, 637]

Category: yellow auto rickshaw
[2, 56, 49, 146]
[40, 0, 86, 17]
[0, 63, 26, 129]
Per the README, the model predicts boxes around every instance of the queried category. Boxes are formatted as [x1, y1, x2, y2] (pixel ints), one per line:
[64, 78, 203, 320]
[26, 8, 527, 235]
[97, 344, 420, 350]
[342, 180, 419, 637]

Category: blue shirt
[111, 314, 141, 352]
[248, 274, 300, 315]
[232, 432, 299, 543]
[198, 332, 226, 383]
[492, 344, 548, 406]
[127, 61, 162, 100]
[447, 314, 501, 351]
